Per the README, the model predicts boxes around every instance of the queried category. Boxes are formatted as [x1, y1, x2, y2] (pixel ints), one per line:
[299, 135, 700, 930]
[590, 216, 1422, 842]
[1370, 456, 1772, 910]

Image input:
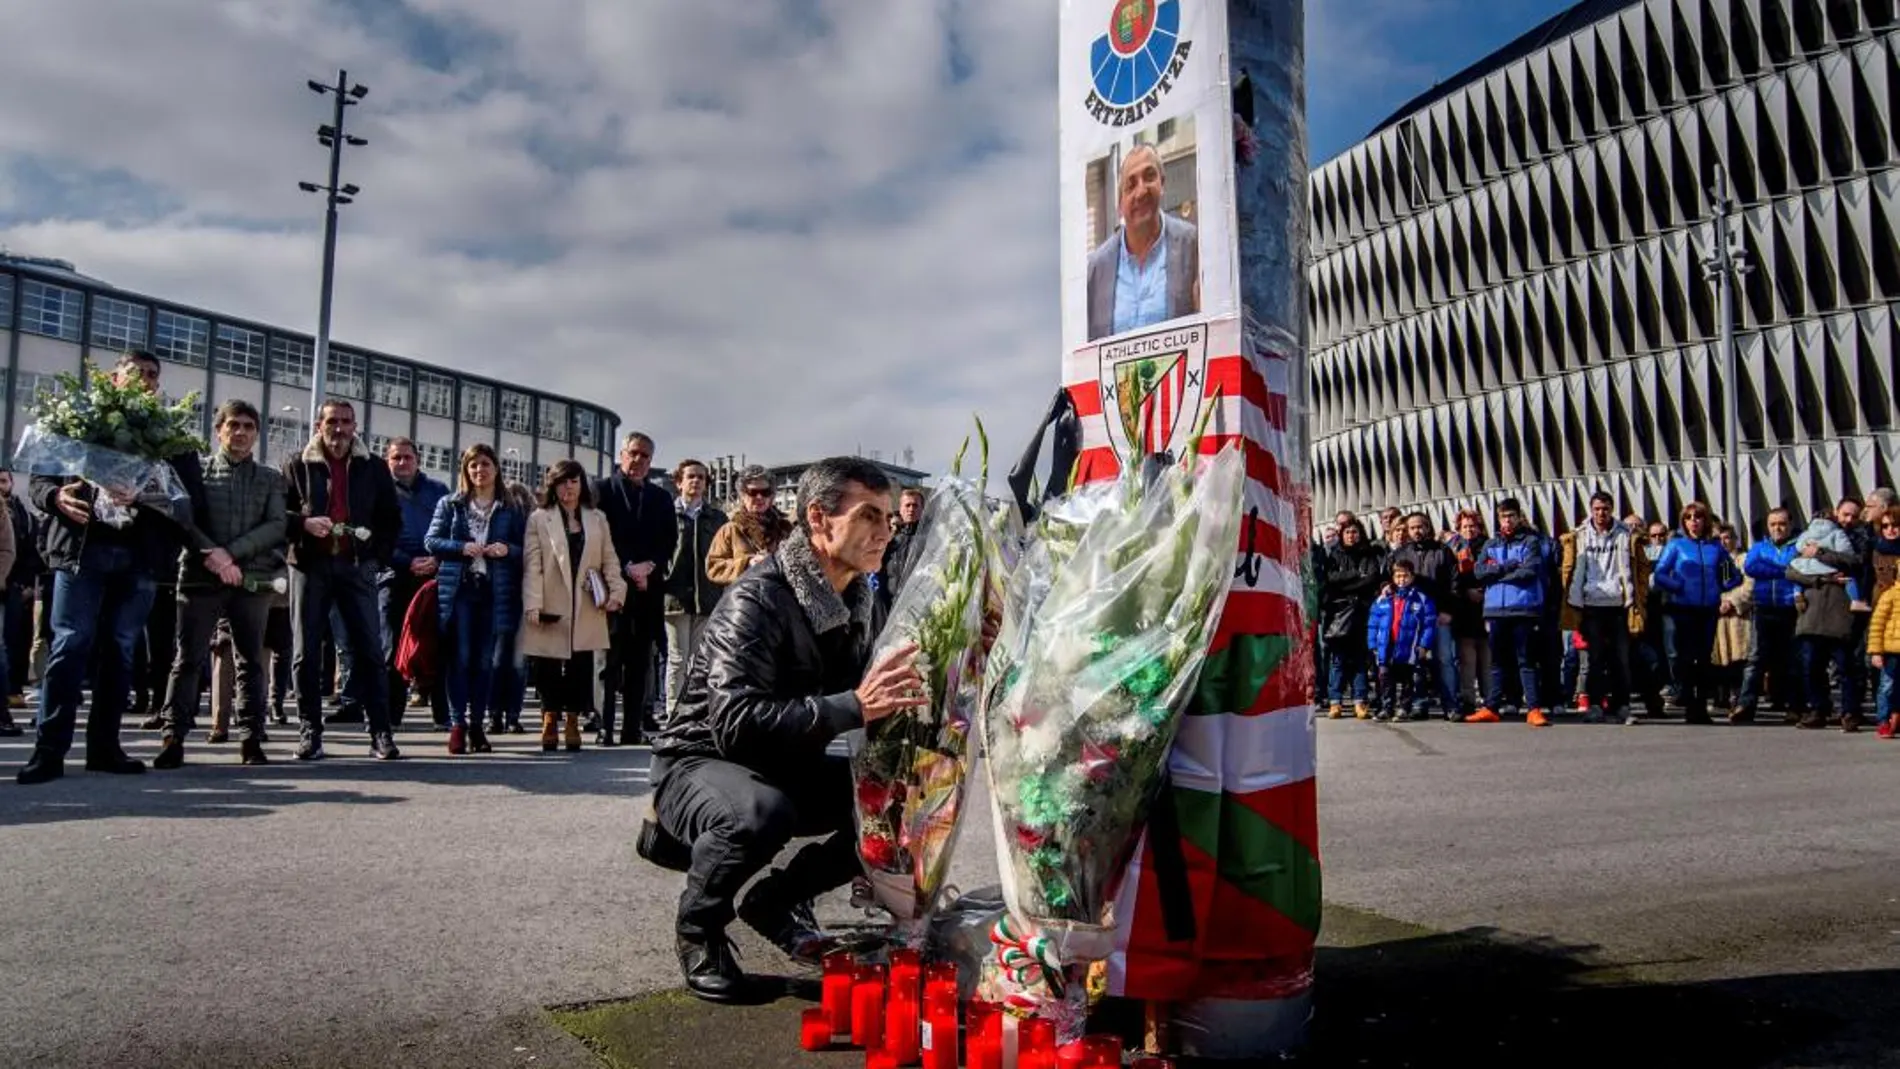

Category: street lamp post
[1699, 165, 1753, 531]
[299, 70, 370, 431]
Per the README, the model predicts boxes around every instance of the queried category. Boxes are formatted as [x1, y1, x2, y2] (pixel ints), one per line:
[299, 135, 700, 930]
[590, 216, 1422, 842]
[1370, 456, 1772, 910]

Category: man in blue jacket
[1734, 507, 1803, 723]
[1474, 499, 1554, 726]
[1650, 501, 1743, 724]
[382, 438, 449, 729]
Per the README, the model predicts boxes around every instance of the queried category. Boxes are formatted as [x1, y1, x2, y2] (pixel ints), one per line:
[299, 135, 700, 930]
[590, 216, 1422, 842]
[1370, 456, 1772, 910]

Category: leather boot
[540, 712, 559, 752]
[468, 721, 492, 753]
[564, 712, 583, 752]
[153, 734, 185, 770]
[677, 932, 745, 1002]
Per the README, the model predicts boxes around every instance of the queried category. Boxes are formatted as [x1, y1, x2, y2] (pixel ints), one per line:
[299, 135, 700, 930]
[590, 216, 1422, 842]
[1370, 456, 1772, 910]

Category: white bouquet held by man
[13, 363, 202, 527]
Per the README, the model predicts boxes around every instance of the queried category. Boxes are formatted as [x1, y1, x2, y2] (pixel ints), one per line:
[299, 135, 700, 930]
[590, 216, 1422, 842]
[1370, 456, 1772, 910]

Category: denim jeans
[1799, 636, 1852, 717]
[1663, 607, 1720, 717]
[1875, 657, 1898, 722]
[35, 542, 159, 760]
[445, 576, 498, 727]
[1486, 616, 1542, 711]
[1431, 621, 1461, 714]
[293, 558, 391, 738]
[1737, 606, 1800, 714]
[1327, 646, 1369, 704]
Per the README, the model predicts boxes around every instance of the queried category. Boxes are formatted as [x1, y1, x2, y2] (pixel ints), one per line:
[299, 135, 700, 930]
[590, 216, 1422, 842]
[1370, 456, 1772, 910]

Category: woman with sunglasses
[705, 466, 792, 586]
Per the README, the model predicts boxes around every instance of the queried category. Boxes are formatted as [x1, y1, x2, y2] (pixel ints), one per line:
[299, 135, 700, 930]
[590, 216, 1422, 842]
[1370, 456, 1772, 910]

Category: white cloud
[1, 1, 1387, 477]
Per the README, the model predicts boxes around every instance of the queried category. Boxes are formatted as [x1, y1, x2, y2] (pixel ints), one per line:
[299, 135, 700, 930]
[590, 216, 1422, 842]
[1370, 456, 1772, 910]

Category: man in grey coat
[1086, 142, 1200, 341]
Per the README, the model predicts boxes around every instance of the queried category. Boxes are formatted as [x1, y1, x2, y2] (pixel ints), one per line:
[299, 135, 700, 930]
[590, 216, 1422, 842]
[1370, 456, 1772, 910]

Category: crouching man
[645, 457, 924, 1002]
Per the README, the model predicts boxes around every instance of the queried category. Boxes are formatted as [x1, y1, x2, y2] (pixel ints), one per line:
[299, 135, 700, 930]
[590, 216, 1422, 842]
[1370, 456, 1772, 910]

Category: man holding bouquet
[18, 351, 203, 785]
[646, 457, 925, 1002]
[153, 400, 287, 768]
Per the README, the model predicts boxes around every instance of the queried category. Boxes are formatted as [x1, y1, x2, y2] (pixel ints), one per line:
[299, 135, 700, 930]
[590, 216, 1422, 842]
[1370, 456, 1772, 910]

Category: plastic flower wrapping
[853, 425, 1015, 939]
[13, 364, 203, 527]
[978, 431, 1246, 1016]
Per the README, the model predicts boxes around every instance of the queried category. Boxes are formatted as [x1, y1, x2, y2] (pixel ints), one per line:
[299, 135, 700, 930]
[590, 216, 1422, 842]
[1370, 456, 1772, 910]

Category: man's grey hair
[622, 431, 654, 452]
[1867, 487, 1897, 507]
[794, 457, 892, 534]
[1120, 141, 1162, 183]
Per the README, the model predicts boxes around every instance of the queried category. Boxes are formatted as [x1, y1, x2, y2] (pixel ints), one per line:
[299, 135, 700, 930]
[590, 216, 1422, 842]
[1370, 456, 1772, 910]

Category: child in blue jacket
[1367, 559, 1437, 722]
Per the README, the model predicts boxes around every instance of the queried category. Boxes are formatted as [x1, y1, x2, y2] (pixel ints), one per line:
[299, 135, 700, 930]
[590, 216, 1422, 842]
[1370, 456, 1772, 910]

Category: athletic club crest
[1097, 324, 1209, 460]
[1086, 0, 1192, 127]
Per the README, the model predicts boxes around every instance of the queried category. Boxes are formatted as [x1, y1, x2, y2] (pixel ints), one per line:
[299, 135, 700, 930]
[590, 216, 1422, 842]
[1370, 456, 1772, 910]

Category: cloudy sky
[0, 0, 1568, 473]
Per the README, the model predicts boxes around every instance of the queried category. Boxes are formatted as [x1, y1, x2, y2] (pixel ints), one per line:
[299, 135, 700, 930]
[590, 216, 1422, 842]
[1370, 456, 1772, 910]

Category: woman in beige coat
[520, 460, 626, 752]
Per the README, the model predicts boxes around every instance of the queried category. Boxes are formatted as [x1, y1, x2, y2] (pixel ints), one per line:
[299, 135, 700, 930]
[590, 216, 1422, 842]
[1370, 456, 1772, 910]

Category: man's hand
[303, 516, 334, 538]
[1872, 654, 1884, 669]
[856, 643, 926, 724]
[217, 562, 244, 587]
[205, 548, 235, 574]
[56, 484, 92, 526]
[410, 557, 438, 576]
[482, 543, 509, 559]
[626, 561, 655, 591]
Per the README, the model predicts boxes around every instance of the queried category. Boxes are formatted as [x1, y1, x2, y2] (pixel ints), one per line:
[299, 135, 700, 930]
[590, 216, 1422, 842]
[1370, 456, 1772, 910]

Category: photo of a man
[1086, 140, 1201, 341]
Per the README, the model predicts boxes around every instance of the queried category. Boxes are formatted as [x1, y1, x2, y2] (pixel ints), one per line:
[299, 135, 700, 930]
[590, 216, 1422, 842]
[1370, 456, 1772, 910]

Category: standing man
[1390, 512, 1461, 719]
[881, 487, 926, 597]
[646, 457, 923, 1000]
[1736, 507, 1803, 724]
[1474, 498, 1553, 727]
[1561, 492, 1648, 725]
[664, 459, 727, 720]
[152, 400, 286, 768]
[595, 432, 676, 746]
[383, 437, 449, 729]
[283, 399, 403, 761]
[1084, 143, 1200, 341]
[17, 351, 202, 785]
[0, 470, 43, 718]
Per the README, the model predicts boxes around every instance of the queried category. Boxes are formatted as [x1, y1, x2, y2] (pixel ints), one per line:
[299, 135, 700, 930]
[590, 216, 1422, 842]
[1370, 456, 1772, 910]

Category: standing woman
[705, 465, 792, 585]
[425, 445, 524, 755]
[521, 460, 625, 752]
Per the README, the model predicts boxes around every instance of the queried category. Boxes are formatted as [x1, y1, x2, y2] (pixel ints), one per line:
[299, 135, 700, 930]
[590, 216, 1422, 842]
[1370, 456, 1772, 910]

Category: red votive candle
[967, 1035, 1001, 1069]
[1056, 1039, 1087, 1069]
[852, 968, 886, 1050]
[865, 1049, 897, 1069]
[1080, 1034, 1123, 1067]
[924, 960, 958, 985]
[823, 953, 856, 1041]
[1022, 1017, 1057, 1056]
[800, 1007, 832, 1051]
[886, 995, 921, 1066]
[921, 1008, 959, 1069]
[923, 979, 957, 1020]
[890, 947, 922, 1004]
[965, 1000, 998, 1045]
[1129, 1058, 1175, 1069]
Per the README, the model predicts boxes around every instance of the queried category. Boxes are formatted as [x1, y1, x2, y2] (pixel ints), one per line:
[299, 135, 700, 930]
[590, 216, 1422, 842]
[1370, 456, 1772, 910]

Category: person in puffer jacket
[1366, 559, 1436, 722]
[1474, 498, 1554, 725]
[1735, 507, 1803, 723]
[1651, 501, 1743, 724]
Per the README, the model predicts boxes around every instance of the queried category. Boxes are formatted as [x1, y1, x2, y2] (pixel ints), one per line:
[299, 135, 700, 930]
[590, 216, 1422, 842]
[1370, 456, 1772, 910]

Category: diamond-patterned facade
[1310, 0, 1900, 533]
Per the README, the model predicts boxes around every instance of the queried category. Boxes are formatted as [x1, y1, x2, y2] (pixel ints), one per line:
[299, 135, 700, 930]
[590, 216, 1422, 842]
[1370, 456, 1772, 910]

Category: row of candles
[799, 949, 1173, 1069]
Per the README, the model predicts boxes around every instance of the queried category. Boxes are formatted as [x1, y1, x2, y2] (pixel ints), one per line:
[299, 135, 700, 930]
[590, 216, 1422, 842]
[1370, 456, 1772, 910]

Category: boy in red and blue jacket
[1367, 559, 1437, 722]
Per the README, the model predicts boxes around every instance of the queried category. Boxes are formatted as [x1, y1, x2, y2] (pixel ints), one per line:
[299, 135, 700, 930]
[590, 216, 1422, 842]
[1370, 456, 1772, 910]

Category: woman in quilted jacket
[424, 444, 524, 755]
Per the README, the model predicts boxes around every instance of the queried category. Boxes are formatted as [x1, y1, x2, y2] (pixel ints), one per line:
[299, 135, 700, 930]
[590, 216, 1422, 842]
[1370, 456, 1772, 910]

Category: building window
[416, 370, 454, 417]
[18, 280, 83, 341]
[326, 349, 366, 399]
[538, 398, 569, 442]
[152, 310, 209, 367]
[460, 382, 494, 426]
[270, 336, 313, 388]
[421, 442, 454, 479]
[90, 296, 149, 352]
[372, 360, 412, 409]
[214, 324, 266, 379]
[267, 414, 309, 461]
[500, 389, 532, 433]
[186, 395, 209, 437]
[0, 275, 13, 328]
[500, 455, 530, 486]
[575, 409, 600, 449]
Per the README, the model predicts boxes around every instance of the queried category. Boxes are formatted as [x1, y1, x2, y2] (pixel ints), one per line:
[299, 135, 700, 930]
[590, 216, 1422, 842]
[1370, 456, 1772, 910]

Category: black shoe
[270, 709, 288, 726]
[153, 736, 185, 770]
[506, 721, 525, 735]
[16, 751, 64, 785]
[324, 705, 365, 725]
[0, 718, 20, 737]
[295, 734, 326, 761]
[596, 731, 619, 748]
[84, 751, 147, 775]
[138, 713, 166, 731]
[737, 892, 832, 967]
[582, 713, 601, 733]
[370, 732, 402, 760]
[206, 728, 229, 744]
[240, 738, 269, 766]
[469, 723, 492, 754]
[677, 933, 745, 1002]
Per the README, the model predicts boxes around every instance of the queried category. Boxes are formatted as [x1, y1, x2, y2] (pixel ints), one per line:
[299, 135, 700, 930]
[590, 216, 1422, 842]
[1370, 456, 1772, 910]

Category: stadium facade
[0, 254, 620, 488]
[1308, 0, 1900, 532]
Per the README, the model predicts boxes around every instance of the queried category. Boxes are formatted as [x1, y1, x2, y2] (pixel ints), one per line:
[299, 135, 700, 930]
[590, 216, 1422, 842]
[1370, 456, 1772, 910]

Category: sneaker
[1526, 708, 1551, 728]
[1326, 703, 1344, 720]
[1446, 709, 1467, 723]
[1877, 716, 1897, 740]
[1353, 702, 1372, 720]
[1466, 707, 1501, 724]
[370, 732, 402, 760]
[1575, 694, 1592, 713]
[295, 734, 326, 761]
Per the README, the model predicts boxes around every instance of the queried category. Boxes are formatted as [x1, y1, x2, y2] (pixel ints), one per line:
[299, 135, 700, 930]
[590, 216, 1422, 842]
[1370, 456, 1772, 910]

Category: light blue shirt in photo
[1112, 231, 1170, 336]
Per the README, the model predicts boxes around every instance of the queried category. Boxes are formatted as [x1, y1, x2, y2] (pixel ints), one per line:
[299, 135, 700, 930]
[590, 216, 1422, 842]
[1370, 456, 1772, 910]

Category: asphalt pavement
[1, 709, 1895, 1067]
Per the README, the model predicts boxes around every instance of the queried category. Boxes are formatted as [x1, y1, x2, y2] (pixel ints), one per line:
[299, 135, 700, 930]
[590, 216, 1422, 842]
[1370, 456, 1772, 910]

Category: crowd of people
[0, 349, 931, 785]
[1315, 490, 1900, 734]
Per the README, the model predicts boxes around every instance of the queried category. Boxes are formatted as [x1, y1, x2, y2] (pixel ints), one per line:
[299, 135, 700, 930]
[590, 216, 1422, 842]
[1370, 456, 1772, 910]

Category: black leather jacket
[654, 552, 885, 773]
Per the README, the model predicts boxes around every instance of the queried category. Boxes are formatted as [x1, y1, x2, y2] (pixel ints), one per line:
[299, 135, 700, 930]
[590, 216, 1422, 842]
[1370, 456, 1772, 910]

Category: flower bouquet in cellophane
[853, 423, 1014, 942]
[979, 407, 1245, 1022]
[13, 363, 203, 527]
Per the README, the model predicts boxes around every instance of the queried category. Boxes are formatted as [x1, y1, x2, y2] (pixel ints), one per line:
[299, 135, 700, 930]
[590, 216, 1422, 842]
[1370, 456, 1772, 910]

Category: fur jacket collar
[775, 527, 875, 636]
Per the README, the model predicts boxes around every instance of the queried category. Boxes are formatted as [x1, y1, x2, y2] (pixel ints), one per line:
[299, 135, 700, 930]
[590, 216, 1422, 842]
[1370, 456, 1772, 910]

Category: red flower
[1014, 825, 1046, 851]
[858, 779, 893, 815]
[860, 835, 898, 869]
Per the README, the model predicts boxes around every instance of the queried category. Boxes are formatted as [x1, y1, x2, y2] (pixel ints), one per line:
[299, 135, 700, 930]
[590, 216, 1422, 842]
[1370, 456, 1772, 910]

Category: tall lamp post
[1699, 165, 1753, 531]
[298, 70, 370, 430]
